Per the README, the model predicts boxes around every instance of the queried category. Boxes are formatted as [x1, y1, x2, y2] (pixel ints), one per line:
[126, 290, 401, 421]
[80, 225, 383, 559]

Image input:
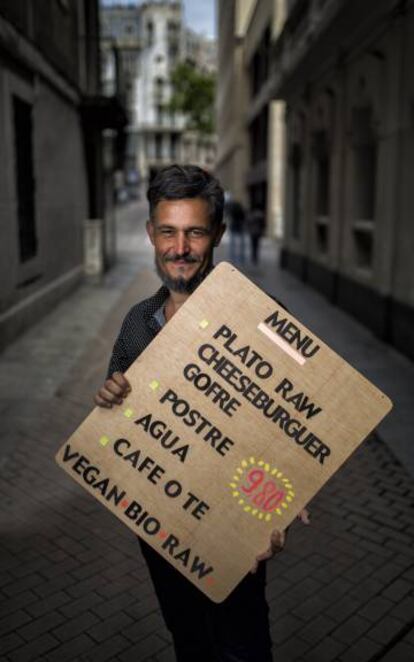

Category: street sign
[55, 262, 392, 602]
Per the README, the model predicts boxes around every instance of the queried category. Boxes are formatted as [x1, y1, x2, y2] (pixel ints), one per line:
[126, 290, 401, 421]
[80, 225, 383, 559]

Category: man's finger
[270, 530, 285, 553]
[112, 372, 131, 392]
[250, 560, 259, 574]
[251, 529, 286, 573]
[255, 550, 273, 563]
[104, 379, 124, 397]
[94, 393, 113, 408]
[98, 386, 123, 404]
[297, 508, 310, 524]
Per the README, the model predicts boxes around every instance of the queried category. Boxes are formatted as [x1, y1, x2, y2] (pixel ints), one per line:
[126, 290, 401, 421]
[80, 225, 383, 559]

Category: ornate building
[101, 1, 217, 188]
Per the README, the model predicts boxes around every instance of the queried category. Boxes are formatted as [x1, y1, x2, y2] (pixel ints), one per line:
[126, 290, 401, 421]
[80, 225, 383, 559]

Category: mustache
[163, 254, 202, 264]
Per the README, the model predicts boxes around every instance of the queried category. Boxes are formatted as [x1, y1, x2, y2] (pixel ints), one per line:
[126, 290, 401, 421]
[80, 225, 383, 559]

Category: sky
[100, 0, 216, 38]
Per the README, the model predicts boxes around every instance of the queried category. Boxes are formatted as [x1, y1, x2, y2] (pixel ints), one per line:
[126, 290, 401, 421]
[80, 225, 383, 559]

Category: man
[95, 165, 308, 661]
[246, 206, 266, 265]
[224, 194, 246, 265]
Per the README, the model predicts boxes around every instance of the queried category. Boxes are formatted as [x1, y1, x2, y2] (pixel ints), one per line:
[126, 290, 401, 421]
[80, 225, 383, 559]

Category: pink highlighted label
[257, 322, 306, 365]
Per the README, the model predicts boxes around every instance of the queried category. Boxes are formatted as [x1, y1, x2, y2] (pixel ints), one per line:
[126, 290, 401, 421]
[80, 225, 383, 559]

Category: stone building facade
[215, 1, 251, 207]
[215, 0, 286, 237]
[0, 1, 125, 350]
[101, 1, 217, 189]
[276, 0, 414, 360]
[217, 0, 414, 360]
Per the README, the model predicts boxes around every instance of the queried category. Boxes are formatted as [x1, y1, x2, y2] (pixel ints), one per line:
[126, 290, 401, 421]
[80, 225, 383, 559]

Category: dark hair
[147, 164, 225, 228]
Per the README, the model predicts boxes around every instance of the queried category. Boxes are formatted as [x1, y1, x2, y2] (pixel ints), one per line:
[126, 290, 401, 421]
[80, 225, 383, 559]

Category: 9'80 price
[241, 468, 285, 512]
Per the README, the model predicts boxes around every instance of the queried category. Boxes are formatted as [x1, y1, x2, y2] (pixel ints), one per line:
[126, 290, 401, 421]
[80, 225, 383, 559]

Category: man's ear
[146, 219, 155, 245]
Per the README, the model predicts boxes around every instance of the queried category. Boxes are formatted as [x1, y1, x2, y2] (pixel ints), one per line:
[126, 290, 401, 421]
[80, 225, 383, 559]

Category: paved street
[0, 201, 413, 661]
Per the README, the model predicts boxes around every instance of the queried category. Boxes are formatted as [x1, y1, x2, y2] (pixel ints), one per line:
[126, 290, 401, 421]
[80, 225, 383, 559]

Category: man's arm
[95, 315, 133, 408]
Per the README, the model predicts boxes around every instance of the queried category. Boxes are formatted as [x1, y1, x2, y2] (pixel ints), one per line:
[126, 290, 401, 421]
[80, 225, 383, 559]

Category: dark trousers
[250, 235, 261, 265]
[140, 540, 273, 662]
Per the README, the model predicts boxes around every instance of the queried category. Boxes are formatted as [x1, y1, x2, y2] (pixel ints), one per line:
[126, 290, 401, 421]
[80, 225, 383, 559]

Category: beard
[155, 254, 210, 294]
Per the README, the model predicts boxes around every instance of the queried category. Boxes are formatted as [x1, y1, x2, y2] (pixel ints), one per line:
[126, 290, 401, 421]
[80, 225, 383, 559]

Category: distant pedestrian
[224, 195, 246, 265]
[247, 207, 265, 265]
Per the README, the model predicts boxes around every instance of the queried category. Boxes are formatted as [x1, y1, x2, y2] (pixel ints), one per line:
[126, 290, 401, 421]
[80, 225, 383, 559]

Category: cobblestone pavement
[0, 202, 413, 661]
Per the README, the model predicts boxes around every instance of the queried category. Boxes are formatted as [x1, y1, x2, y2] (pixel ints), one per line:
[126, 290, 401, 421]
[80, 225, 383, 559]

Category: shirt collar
[143, 285, 170, 334]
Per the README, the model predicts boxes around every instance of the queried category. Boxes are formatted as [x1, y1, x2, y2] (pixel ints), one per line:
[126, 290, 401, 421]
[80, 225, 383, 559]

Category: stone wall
[0, 4, 95, 350]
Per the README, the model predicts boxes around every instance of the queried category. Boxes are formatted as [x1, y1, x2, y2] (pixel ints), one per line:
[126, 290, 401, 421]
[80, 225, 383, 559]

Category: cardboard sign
[55, 263, 392, 602]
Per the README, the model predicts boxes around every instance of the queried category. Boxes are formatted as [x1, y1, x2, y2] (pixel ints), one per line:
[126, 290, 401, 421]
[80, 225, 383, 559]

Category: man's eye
[188, 229, 207, 238]
[159, 229, 174, 236]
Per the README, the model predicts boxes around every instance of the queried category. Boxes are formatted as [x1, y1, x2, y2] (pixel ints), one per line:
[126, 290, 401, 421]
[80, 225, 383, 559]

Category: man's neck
[165, 290, 189, 322]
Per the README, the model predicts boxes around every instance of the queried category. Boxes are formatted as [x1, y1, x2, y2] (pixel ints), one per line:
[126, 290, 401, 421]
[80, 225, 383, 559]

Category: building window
[314, 132, 330, 216]
[249, 107, 268, 166]
[168, 21, 180, 62]
[13, 95, 37, 263]
[316, 156, 330, 216]
[145, 134, 153, 159]
[351, 106, 377, 269]
[170, 133, 179, 159]
[353, 228, 373, 269]
[315, 218, 328, 254]
[249, 25, 271, 97]
[155, 133, 163, 159]
[156, 104, 164, 125]
[354, 142, 376, 220]
[147, 21, 154, 46]
[154, 77, 164, 103]
[169, 44, 179, 63]
[312, 130, 330, 254]
[168, 21, 179, 34]
[289, 143, 302, 240]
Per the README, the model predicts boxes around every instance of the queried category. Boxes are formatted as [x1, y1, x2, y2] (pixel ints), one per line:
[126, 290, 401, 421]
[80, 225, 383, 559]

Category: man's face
[146, 198, 225, 293]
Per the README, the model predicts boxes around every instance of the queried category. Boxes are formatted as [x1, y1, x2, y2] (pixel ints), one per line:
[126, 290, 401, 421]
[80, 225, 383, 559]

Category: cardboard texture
[55, 262, 393, 602]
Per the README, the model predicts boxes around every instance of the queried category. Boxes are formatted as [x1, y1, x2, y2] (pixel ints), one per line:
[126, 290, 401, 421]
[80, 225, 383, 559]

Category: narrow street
[0, 201, 413, 662]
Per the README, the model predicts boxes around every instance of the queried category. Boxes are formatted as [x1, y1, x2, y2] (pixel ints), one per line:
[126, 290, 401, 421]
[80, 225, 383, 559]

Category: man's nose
[175, 232, 190, 255]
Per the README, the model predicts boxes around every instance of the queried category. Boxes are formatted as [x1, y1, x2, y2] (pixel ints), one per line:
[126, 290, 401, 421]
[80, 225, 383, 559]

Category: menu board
[56, 262, 392, 601]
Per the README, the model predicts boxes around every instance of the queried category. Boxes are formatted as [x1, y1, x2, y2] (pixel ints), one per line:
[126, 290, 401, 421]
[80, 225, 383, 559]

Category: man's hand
[250, 507, 311, 573]
[250, 529, 286, 573]
[297, 508, 310, 525]
[94, 371, 131, 408]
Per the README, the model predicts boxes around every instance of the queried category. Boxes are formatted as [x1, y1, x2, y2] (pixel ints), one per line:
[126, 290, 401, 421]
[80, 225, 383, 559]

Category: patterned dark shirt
[107, 283, 286, 379]
[107, 285, 169, 378]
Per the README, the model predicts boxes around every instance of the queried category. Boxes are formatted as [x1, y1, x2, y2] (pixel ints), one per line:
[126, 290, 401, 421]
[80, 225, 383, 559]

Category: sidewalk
[0, 204, 413, 662]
